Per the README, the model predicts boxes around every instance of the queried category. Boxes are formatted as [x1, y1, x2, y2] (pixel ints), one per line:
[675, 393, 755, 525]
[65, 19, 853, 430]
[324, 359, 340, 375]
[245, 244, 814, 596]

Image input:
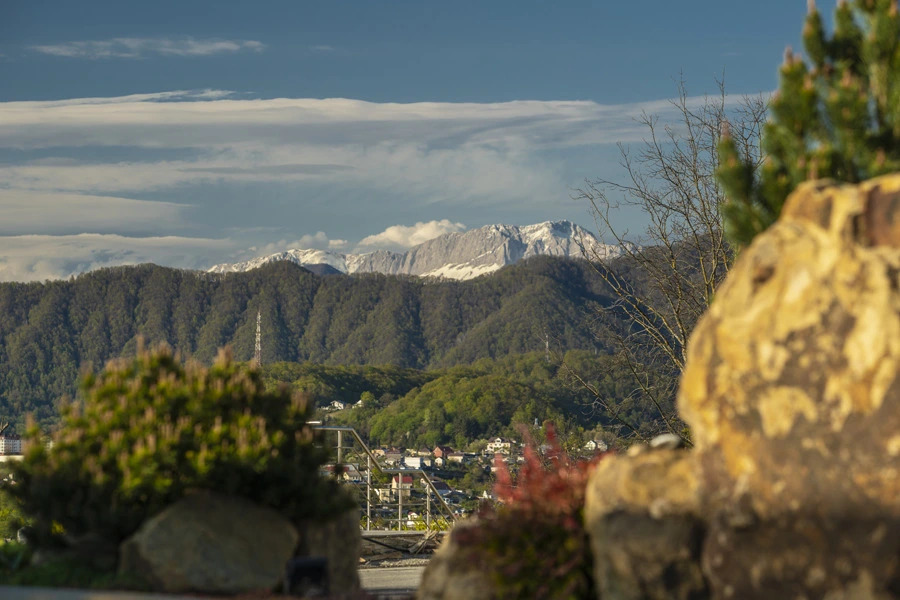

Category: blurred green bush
[5, 343, 353, 550]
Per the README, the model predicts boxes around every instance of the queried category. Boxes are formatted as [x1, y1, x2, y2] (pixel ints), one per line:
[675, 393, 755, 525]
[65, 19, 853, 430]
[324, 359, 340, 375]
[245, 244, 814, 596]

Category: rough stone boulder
[119, 491, 298, 594]
[584, 447, 707, 600]
[676, 175, 900, 597]
[679, 176, 900, 519]
[298, 508, 361, 597]
[418, 520, 494, 600]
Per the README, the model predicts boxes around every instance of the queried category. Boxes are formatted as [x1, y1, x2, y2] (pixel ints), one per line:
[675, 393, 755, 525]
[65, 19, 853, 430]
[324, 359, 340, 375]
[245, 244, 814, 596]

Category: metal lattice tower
[254, 310, 262, 366]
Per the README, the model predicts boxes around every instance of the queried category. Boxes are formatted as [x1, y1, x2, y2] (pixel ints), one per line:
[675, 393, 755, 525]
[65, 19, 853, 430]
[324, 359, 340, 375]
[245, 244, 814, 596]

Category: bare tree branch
[568, 78, 767, 447]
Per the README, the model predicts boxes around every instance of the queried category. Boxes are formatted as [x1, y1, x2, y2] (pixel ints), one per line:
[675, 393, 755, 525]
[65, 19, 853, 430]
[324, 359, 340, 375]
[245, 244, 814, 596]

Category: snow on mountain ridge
[207, 220, 620, 280]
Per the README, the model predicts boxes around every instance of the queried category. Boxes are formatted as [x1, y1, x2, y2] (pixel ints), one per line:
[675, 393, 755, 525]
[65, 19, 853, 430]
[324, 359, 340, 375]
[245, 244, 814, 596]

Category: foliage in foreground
[453, 425, 604, 599]
[0, 466, 26, 541]
[0, 541, 147, 591]
[4, 344, 352, 551]
[720, 0, 900, 246]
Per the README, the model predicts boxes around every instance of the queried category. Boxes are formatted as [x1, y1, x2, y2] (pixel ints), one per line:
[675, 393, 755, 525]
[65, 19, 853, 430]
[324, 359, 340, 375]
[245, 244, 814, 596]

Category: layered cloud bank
[0, 89, 744, 281]
[0, 234, 232, 283]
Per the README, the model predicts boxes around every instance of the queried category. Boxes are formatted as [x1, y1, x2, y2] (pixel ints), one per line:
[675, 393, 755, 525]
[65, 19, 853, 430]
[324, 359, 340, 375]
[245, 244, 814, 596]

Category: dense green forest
[0, 256, 623, 427]
[301, 351, 648, 449]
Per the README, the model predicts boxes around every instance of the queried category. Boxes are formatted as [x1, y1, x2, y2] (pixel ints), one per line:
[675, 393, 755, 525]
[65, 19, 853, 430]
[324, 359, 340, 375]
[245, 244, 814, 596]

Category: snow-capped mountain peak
[207, 220, 620, 280]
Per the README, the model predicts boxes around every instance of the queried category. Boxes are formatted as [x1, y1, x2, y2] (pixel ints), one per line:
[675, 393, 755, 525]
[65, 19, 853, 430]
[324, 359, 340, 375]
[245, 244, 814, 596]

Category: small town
[319, 433, 609, 528]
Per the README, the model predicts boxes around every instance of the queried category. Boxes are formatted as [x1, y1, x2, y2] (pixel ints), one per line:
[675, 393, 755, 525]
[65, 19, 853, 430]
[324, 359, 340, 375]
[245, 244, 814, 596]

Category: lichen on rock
[679, 176, 900, 520]
[584, 449, 707, 600]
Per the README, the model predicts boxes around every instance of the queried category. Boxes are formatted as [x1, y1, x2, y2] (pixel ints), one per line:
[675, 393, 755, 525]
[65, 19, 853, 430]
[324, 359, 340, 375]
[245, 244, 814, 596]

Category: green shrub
[5, 343, 353, 550]
[453, 425, 603, 599]
[0, 487, 26, 541]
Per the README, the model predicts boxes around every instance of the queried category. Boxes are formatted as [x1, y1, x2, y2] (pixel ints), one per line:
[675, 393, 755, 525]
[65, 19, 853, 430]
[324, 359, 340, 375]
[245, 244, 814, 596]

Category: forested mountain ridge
[0, 256, 617, 423]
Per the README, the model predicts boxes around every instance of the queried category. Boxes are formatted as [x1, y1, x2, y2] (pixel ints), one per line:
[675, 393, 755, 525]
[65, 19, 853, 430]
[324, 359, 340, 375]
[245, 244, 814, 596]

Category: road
[0, 566, 428, 599]
[0, 587, 187, 600]
[359, 566, 427, 592]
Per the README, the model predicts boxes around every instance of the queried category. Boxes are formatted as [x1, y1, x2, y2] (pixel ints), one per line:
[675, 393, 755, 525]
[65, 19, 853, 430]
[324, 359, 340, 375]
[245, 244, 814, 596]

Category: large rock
[298, 508, 361, 597]
[584, 448, 707, 600]
[701, 512, 899, 600]
[677, 176, 900, 596]
[418, 520, 495, 600]
[679, 176, 900, 519]
[119, 492, 298, 594]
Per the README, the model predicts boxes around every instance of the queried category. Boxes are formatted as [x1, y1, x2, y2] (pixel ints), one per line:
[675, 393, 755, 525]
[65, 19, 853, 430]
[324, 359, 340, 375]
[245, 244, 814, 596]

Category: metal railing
[315, 426, 458, 531]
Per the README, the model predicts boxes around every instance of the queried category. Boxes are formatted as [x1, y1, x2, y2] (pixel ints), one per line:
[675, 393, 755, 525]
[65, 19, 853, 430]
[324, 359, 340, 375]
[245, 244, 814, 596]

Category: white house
[342, 464, 364, 483]
[447, 451, 466, 464]
[383, 451, 404, 466]
[375, 487, 394, 502]
[0, 434, 22, 455]
[391, 474, 414, 500]
[404, 456, 432, 469]
[486, 437, 514, 455]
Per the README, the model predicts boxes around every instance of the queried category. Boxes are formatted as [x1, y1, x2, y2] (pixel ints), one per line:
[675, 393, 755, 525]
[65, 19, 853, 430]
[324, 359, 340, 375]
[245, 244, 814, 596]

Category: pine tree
[719, 0, 900, 247]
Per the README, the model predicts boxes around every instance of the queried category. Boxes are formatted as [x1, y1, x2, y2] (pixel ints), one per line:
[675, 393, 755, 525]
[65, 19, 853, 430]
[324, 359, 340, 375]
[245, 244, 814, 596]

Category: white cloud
[293, 232, 332, 248]
[235, 232, 348, 259]
[0, 92, 664, 205]
[0, 234, 233, 282]
[31, 37, 265, 59]
[357, 220, 467, 251]
[0, 92, 747, 153]
[22, 89, 236, 107]
[0, 190, 186, 235]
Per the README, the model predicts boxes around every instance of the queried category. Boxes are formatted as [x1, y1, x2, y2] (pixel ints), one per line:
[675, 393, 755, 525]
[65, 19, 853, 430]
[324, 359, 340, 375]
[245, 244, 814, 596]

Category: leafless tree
[567, 79, 767, 446]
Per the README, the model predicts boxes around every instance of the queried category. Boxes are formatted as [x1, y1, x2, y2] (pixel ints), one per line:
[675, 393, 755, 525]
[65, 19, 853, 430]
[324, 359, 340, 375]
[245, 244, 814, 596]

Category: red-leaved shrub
[453, 425, 607, 599]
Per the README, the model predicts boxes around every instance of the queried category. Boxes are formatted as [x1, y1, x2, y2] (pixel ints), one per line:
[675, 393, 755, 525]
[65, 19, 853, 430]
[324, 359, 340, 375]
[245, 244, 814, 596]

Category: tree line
[273, 351, 646, 450]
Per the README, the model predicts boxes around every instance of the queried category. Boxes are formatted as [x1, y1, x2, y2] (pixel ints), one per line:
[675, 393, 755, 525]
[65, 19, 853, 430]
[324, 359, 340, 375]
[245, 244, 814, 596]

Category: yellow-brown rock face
[678, 175, 900, 519]
[584, 449, 707, 600]
[586, 448, 701, 520]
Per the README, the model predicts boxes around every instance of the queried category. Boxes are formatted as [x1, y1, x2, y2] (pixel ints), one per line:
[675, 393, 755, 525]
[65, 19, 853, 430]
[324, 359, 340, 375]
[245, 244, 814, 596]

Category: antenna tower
[254, 310, 262, 366]
[545, 329, 550, 363]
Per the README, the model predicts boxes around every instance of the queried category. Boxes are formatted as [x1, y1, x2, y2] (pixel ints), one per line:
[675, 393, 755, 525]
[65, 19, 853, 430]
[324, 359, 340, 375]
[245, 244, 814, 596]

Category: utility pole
[254, 310, 262, 366]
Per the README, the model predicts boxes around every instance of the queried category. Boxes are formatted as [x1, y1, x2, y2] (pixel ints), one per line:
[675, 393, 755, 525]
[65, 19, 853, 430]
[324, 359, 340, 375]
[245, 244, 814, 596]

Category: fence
[315, 426, 458, 531]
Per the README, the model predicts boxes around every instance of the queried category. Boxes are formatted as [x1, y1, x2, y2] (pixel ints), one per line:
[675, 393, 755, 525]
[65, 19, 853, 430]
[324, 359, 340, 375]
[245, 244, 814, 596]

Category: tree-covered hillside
[0, 256, 616, 425]
[266, 351, 646, 450]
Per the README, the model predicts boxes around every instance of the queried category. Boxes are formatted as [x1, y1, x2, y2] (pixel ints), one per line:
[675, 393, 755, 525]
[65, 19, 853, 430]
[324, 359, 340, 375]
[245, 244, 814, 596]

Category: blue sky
[0, 1, 820, 281]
